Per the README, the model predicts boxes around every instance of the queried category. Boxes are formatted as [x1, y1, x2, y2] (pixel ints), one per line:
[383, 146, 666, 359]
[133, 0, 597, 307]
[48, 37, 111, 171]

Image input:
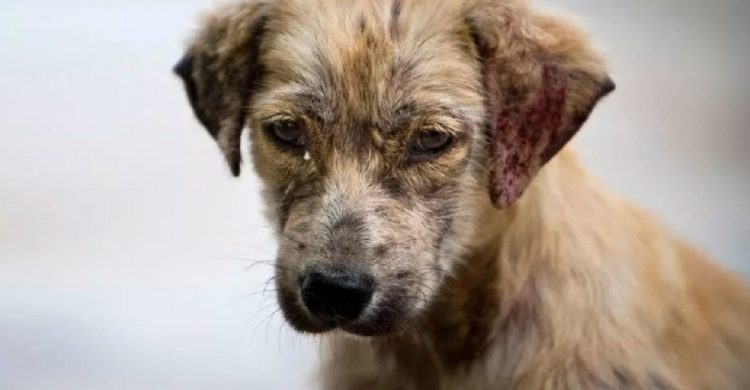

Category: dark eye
[408, 130, 454, 161]
[264, 119, 306, 148]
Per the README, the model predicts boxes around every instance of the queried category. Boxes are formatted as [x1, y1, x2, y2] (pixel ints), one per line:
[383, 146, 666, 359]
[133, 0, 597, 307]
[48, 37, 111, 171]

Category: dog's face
[176, 0, 613, 336]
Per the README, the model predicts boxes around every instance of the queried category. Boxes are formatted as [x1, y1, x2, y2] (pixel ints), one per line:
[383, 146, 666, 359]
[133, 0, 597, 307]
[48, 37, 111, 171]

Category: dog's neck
[419, 239, 506, 371]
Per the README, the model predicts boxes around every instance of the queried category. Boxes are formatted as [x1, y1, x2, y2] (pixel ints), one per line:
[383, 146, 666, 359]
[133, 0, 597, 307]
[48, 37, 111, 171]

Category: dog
[174, 0, 750, 388]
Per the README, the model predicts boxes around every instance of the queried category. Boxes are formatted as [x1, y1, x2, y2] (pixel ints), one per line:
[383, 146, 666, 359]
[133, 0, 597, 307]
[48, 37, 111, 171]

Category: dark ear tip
[228, 157, 241, 177]
[600, 76, 616, 97]
[173, 54, 193, 78]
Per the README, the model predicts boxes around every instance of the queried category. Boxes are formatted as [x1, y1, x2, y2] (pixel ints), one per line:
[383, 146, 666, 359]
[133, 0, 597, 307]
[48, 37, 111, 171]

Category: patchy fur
[175, 0, 750, 389]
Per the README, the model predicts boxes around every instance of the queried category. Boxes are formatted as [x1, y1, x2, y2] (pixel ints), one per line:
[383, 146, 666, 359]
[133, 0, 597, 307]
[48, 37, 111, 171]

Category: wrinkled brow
[253, 86, 332, 123]
[254, 76, 479, 133]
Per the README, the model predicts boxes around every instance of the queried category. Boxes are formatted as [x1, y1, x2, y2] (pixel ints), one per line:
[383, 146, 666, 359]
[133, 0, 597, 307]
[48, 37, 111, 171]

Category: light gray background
[1, 0, 748, 389]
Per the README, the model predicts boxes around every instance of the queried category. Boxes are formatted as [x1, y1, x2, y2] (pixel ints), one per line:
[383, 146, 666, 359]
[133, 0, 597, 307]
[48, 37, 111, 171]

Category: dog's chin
[278, 295, 417, 337]
[339, 303, 417, 336]
[338, 319, 404, 337]
[286, 315, 410, 337]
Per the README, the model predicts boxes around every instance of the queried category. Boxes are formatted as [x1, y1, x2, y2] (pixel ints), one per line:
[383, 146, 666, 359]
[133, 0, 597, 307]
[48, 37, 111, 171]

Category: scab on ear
[468, 5, 615, 208]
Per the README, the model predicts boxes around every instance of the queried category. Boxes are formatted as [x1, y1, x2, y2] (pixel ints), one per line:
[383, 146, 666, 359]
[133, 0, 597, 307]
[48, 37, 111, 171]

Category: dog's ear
[173, 2, 268, 176]
[468, 3, 615, 208]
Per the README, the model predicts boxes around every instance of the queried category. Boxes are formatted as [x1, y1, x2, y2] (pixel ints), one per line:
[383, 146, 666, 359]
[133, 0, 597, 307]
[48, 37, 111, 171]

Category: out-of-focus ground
[0, 0, 747, 389]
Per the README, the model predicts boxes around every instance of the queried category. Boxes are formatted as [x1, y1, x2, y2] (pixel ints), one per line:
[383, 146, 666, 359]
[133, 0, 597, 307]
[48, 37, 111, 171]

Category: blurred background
[0, 0, 747, 389]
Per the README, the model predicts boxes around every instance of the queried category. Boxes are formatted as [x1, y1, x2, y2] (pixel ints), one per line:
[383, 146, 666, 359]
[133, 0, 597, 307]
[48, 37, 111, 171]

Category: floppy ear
[469, 3, 615, 208]
[173, 2, 268, 176]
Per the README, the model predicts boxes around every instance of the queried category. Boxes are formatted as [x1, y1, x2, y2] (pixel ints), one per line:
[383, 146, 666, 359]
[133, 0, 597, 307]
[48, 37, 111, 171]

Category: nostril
[300, 270, 374, 322]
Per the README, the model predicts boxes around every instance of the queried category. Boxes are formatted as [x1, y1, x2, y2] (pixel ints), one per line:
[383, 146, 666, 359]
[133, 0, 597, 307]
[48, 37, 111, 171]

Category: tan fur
[175, 1, 750, 388]
[320, 150, 750, 389]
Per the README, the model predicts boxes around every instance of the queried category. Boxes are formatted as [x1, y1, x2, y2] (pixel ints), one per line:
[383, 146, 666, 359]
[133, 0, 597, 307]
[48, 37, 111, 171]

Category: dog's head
[175, 0, 613, 336]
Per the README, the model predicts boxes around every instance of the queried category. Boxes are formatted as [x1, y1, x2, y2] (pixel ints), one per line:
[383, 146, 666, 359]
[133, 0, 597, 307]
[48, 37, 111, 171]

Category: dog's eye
[264, 119, 306, 148]
[408, 130, 454, 162]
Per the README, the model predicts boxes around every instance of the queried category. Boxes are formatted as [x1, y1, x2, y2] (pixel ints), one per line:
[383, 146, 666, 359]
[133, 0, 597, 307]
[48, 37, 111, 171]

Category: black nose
[300, 270, 374, 323]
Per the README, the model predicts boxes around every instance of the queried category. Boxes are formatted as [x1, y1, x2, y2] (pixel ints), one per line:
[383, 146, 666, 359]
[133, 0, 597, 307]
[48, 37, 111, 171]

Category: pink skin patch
[490, 64, 568, 208]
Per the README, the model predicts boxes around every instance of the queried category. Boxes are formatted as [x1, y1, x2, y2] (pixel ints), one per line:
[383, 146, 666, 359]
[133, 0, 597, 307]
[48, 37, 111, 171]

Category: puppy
[175, 0, 750, 388]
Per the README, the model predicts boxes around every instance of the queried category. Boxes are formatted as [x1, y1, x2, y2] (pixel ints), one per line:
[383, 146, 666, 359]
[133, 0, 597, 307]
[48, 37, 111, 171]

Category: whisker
[246, 301, 279, 328]
[231, 288, 279, 302]
[262, 275, 278, 295]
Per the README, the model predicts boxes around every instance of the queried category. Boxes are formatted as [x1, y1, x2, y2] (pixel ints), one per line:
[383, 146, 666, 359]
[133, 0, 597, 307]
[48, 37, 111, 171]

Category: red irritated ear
[468, 3, 615, 208]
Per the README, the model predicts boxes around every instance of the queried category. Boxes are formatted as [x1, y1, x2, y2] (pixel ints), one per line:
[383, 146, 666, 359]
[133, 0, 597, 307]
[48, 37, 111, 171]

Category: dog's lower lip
[340, 325, 378, 336]
[289, 318, 393, 336]
[293, 321, 337, 334]
[339, 319, 401, 337]
[340, 325, 387, 337]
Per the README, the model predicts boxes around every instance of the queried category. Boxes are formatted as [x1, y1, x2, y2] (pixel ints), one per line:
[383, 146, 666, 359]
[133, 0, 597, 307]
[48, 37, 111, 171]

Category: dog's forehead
[256, 0, 484, 127]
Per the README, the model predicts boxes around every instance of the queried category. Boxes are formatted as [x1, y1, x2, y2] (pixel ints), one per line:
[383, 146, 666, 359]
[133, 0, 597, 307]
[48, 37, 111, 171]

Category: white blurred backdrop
[0, 0, 748, 389]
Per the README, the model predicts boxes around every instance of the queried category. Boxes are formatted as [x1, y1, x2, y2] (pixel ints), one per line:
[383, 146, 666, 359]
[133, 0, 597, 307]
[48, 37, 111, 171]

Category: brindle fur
[175, 1, 750, 389]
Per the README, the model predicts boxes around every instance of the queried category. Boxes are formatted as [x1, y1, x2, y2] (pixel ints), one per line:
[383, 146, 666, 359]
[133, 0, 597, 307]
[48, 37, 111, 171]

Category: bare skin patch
[490, 63, 567, 208]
